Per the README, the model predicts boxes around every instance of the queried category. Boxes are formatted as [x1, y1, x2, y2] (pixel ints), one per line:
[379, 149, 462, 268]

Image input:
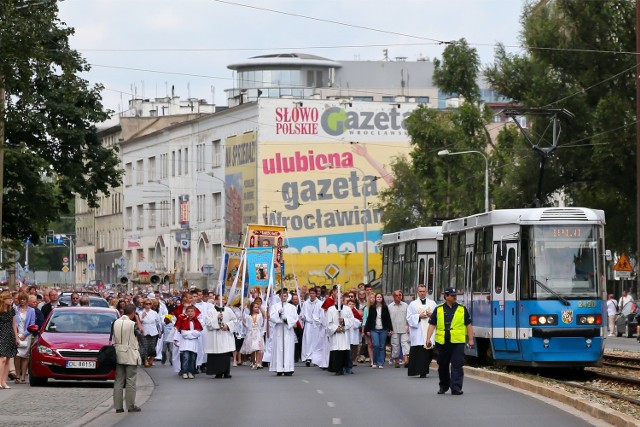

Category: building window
[212, 192, 222, 221]
[125, 206, 132, 230]
[196, 143, 205, 171]
[382, 96, 395, 102]
[178, 150, 182, 176]
[160, 153, 169, 179]
[125, 163, 132, 186]
[171, 151, 176, 177]
[148, 202, 156, 228]
[415, 96, 430, 104]
[184, 147, 189, 175]
[136, 160, 144, 184]
[197, 194, 205, 223]
[352, 96, 374, 101]
[136, 205, 144, 229]
[160, 200, 170, 227]
[148, 156, 156, 182]
[212, 140, 221, 168]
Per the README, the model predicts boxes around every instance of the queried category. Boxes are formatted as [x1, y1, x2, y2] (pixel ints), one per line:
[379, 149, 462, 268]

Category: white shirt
[140, 309, 161, 336]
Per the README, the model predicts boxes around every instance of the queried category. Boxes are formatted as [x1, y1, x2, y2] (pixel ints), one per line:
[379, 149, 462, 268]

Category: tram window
[507, 247, 516, 294]
[494, 247, 503, 294]
[427, 258, 434, 294]
[419, 258, 426, 289]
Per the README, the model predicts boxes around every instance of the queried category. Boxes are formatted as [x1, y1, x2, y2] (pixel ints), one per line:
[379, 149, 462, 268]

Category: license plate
[66, 360, 96, 369]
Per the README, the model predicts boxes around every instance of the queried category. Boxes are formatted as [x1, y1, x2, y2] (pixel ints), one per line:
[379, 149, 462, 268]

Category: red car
[29, 307, 120, 386]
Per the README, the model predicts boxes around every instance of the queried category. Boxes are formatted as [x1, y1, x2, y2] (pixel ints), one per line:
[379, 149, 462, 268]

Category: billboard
[257, 99, 417, 289]
[225, 131, 258, 245]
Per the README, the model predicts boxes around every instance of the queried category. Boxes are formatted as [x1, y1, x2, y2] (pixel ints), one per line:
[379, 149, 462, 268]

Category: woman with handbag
[139, 298, 161, 367]
[0, 292, 19, 389]
[13, 293, 35, 384]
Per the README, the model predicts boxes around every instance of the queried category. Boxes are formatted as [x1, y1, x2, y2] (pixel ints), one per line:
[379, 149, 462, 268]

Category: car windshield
[45, 312, 117, 333]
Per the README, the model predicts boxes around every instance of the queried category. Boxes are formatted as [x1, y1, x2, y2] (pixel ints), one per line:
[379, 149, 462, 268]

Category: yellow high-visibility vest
[435, 303, 465, 344]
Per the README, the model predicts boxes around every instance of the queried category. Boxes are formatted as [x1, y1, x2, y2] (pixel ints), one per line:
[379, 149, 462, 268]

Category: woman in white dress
[13, 293, 35, 384]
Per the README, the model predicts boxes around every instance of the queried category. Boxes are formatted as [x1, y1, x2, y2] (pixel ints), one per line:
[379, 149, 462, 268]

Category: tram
[381, 207, 607, 367]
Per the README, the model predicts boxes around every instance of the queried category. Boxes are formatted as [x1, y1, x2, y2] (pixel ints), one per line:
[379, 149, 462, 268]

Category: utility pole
[263, 205, 269, 225]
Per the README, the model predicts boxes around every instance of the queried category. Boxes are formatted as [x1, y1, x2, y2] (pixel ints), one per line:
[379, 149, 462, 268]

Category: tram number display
[545, 226, 588, 239]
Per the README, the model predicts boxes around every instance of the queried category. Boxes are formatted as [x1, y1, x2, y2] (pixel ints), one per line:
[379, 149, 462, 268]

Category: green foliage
[0, 0, 122, 245]
[433, 38, 481, 102]
[485, 0, 636, 253]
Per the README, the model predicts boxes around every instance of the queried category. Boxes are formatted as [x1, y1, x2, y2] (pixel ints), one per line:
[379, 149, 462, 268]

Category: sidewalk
[0, 368, 154, 427]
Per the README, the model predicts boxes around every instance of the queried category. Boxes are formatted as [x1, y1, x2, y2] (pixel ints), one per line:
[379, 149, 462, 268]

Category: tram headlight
[577, 314, 601, 325]
[529, 315, 558, 326]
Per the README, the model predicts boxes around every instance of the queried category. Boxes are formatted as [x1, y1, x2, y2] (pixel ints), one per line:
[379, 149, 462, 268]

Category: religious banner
[246, 224, 286, 282]
[222, 246, 244, 300]
[245, 247, 274, 293]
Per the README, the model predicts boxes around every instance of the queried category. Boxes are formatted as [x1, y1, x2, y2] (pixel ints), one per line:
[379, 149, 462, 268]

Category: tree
[484, 0, 636, 253]
[378, 39, 497, 232]
[0, 0, 122, 245]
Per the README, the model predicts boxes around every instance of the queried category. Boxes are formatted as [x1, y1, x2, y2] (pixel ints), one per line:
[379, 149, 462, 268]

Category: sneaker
[378, 365, 384, 369]
[182, 373, 188, 379]
[608, 333, 614, 336]
[188, 373, 194, 379]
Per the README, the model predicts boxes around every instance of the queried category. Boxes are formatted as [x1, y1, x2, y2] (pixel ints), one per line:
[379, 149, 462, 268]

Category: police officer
[425, 287, 473, 395]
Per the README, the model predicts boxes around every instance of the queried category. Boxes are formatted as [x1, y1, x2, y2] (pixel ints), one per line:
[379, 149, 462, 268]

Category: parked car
[59, 295, 109, 307]
[615, 301, 638, 338]
[28, 307, 119, 386]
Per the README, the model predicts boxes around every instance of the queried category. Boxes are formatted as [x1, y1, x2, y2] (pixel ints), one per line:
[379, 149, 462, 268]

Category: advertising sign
[225, 131, 258, 245]
[257, 99, 416, 289]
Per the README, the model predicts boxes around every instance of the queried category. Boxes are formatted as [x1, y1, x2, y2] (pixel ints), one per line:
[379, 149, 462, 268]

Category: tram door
[492, 241, 519, 352]
[417, 254, 437, 301]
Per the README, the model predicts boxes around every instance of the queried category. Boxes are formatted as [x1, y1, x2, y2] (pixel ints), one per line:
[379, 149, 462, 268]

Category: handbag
[17, 338, 29, 349]
[97, 345, 117, 369]
[97, 318, 117, 369]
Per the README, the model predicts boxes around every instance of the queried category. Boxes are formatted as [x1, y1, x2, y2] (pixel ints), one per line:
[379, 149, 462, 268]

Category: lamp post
[150, 180, 173, 290]
[438, 149, 489, 213]
[323, 163, 369, 285]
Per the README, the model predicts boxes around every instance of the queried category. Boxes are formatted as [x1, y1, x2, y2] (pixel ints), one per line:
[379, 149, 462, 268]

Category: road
[3, 336, 636, 427]
[105, 362, 602, 427]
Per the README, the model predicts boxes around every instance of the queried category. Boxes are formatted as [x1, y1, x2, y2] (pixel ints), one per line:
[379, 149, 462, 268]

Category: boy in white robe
[269, 288, 298, 376]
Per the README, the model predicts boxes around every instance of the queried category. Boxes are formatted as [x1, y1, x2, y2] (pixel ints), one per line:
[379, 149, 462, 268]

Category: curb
[466, 367, 639, 427]
[71, 368, 155, 427]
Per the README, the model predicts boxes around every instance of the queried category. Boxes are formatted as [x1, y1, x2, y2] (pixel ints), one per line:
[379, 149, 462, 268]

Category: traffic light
[46, 230, 54, 244]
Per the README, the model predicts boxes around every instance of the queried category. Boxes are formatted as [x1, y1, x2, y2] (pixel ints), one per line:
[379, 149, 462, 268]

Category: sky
[56, 0, 527, 114]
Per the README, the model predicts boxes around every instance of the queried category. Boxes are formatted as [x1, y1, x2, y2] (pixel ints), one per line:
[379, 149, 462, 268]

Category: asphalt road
[106, 362, 603, 427]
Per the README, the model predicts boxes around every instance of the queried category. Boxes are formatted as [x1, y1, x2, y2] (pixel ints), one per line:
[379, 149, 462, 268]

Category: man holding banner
[269, 288, 297, 376]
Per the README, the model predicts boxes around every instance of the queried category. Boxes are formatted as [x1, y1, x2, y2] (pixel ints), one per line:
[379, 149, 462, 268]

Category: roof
[227, 53, 342, 70]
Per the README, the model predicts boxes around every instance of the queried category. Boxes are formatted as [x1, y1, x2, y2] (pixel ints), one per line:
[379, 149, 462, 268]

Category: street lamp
[438, 149, 489, 212]
[323, 163, 369, 285]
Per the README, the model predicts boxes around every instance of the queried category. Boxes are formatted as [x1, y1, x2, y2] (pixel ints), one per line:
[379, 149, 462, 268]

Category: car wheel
[28, 364, 47, 387]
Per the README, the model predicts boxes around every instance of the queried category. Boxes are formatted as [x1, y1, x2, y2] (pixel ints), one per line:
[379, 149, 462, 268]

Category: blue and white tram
[381, 227, 441, 302]
[441, 207, 606, 367]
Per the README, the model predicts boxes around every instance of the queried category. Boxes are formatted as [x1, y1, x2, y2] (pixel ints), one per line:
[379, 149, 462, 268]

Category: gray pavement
[1, 338, 637, 427]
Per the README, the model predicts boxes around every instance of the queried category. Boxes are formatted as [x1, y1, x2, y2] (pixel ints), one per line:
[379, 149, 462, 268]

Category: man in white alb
[406, 284, 437, 378]
[269, 288, 298, 376]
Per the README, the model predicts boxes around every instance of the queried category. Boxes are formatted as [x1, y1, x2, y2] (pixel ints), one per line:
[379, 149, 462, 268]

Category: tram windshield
[529, 225, 599, 299]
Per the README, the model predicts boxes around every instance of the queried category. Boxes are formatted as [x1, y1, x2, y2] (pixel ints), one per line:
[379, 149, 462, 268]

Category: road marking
[327, 402, 335, 407]
[302, 379, 309, 384]
[317, 389, 324, 395]
[332, 418, 342, 425]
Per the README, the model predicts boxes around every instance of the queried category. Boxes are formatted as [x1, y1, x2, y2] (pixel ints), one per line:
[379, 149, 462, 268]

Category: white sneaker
[188, 373, 194, 379]
[182, 373, 188, 379]
[608, 333, 614, 336]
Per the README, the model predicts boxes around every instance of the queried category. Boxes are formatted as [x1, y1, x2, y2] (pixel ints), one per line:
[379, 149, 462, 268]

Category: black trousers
[435, 342, 465, 392]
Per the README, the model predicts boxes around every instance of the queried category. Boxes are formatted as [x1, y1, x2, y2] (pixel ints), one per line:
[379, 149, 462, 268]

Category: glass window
[382, 96, 395, 102]
[507, 247, 516, 294]
[415, 96, 430, 104]
[494, 248, 503, 294]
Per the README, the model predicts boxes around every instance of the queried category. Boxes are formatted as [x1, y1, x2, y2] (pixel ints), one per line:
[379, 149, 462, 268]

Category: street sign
[613, 254, 633, 272]
[62, 266, 69, 272]
[325, 264, 340, 279]
[88, 263, 95, 271]
[117, 256, 128, 268]
[63, 256, 69, 263]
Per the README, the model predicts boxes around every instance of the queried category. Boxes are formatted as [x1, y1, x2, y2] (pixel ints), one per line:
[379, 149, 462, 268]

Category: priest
[406, 284, 437, 378]
[269, 288, 298, 376]
[203, 297, 237, 379]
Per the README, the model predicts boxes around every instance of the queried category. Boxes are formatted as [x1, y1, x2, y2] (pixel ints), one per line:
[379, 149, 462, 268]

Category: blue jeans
[180, 350, 197, 375]
[371, 329, 387, 366]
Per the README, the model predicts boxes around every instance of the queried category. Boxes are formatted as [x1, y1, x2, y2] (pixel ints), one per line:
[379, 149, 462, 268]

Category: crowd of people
[0, 280, 475, 409]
